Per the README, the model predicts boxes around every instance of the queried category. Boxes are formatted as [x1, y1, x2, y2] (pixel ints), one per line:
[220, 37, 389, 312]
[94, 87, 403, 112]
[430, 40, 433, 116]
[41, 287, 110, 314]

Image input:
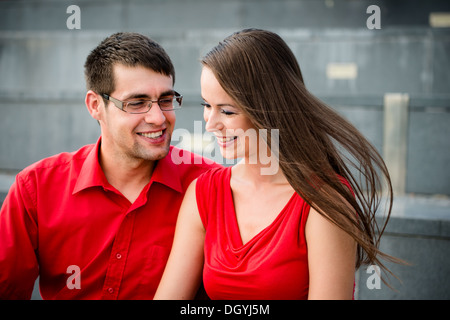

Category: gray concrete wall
[355, 195, 450, 299]
[1, 0, 449, 300]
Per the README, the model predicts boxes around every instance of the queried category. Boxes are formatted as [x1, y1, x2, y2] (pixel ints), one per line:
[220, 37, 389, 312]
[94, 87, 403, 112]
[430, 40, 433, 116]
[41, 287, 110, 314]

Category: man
[0, 32, 219, 299]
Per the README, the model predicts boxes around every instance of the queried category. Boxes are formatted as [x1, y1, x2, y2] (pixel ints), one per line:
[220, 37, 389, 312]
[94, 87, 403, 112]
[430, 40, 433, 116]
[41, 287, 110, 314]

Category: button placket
[101, 213, 136, 300]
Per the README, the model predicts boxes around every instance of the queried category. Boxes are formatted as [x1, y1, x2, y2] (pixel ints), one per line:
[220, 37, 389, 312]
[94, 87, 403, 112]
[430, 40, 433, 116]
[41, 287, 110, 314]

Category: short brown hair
[84, 32, 175, 94]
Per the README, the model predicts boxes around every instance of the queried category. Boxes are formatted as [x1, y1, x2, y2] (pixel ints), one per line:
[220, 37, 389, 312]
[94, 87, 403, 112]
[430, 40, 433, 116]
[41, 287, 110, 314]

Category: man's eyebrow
[159, 90, 176, 97]
[124, 90, 175, 100]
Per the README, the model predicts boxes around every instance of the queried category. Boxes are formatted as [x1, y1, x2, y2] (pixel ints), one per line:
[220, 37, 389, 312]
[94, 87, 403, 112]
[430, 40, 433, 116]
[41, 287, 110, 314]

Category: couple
[0, 29, 395, 300]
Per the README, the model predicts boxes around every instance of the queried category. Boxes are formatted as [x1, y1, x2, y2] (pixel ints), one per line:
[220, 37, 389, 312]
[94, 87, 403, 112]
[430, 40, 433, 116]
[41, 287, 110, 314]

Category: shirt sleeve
[0, 173, 39, 299]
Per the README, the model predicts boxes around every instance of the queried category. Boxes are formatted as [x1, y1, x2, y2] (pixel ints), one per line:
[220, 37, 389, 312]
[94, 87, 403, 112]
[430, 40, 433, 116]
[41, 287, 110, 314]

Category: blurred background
[0, 0, 449, 299]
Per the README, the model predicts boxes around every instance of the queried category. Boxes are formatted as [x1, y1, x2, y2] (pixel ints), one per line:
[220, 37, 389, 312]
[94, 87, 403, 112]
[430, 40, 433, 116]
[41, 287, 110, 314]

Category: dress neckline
[224, 166, 297, 251]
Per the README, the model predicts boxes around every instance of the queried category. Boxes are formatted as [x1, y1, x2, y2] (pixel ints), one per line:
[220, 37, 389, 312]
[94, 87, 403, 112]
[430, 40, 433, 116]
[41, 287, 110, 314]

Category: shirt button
[108, 287, 114, 294]
[116, 253, 122, 259]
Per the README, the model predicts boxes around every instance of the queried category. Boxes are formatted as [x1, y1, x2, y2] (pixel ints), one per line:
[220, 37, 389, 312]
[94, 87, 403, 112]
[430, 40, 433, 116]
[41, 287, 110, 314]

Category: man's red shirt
[0, 138, 219, 299]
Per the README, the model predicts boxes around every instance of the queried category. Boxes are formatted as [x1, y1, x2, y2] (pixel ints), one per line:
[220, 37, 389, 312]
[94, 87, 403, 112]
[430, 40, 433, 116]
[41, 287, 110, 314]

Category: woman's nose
[204, 107, 223, 132]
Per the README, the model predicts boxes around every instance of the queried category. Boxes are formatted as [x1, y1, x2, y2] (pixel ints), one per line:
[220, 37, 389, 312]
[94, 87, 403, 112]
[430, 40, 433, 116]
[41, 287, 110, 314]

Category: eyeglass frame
[101, 91, 183, 114]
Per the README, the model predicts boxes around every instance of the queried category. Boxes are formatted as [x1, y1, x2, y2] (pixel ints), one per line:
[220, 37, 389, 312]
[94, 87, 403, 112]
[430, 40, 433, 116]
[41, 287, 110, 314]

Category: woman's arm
[305, 206, 357, 300]
[154, 179, 205, 299]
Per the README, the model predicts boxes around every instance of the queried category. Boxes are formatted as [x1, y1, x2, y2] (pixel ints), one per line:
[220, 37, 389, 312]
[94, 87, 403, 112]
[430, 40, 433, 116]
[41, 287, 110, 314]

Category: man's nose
[144, 102, 166, 125]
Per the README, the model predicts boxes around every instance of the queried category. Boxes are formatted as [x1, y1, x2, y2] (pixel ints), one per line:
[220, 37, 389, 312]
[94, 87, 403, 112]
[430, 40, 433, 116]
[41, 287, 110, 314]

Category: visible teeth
[139, 131, 163, 138]
[217, 136, 237, 142]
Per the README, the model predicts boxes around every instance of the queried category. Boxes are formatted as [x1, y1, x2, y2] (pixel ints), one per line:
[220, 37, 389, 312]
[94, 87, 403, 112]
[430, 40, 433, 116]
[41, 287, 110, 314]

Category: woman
[155, 29, 397, 300]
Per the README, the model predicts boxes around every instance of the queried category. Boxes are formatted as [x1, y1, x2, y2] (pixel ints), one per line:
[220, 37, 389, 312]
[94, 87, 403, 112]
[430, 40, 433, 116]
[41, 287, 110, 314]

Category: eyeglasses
[101, 91, 183, 114]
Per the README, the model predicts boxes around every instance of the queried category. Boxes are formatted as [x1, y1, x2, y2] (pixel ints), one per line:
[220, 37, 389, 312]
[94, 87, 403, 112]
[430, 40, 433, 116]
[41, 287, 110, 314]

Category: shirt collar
[73, 138, 183, 195]
[149, 146, 183, 193]
[72, 137, 109, 194]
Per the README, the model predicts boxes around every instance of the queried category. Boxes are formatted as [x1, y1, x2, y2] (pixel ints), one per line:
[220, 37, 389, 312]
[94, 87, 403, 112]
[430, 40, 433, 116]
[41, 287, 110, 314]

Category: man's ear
[85, 90, 104, 121]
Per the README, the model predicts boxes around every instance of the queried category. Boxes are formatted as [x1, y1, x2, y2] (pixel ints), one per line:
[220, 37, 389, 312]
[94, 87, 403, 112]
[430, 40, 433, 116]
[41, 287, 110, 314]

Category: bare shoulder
[305, 206, 357, 299]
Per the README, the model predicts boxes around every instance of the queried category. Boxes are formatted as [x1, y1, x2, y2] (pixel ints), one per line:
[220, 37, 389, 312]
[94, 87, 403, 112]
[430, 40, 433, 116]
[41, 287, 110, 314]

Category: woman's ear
[85, 90, 103, 121]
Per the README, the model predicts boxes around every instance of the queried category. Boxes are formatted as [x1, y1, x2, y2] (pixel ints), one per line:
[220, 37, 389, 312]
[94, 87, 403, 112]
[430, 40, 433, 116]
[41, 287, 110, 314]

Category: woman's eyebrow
[201, 97, 235, 108]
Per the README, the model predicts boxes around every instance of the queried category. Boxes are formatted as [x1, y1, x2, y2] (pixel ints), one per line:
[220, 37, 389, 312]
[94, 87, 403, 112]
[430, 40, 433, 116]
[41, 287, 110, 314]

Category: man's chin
[142, 144, 171, 162]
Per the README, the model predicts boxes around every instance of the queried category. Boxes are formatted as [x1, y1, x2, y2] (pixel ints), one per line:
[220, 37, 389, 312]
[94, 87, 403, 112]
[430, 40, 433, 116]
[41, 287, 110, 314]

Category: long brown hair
[201, 28, 400, 281]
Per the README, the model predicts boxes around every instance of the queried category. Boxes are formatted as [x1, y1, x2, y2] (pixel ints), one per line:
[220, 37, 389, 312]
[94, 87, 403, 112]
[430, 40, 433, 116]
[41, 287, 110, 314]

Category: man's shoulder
[167, 146, 222, 186]
[168, 146, 221, 169]
[19, 143, 95, 177]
